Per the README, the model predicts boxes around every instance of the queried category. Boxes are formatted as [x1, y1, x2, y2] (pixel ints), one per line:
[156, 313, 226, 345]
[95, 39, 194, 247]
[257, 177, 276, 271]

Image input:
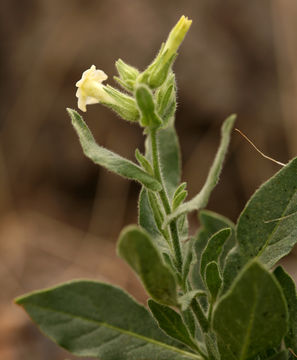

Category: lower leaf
[213, 260, 288, 360]
[16, 281, 202, 360]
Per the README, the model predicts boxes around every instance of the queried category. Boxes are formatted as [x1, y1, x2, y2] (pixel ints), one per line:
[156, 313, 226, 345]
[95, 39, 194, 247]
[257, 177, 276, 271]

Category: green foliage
[205, 262, 222, 301]
[274, 266, 297, 353]
[16, 281, 201, 360]
[200, 228, 231, 277]
[117, 225, 177, 306]
[213, 261, 288, 360]
[158, 125, 181, 199]
[67, 108, 161, 191]
[148, 299, 198, 352]
[17, 16, 297, 360]
[236, 157, 297, 267]
[135, 84, 162, 128]
[164, 114, 236, 225]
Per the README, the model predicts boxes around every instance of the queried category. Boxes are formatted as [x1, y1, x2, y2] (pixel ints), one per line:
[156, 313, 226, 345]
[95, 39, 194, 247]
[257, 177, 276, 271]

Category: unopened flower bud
[163, 15, 192, 62]
[139, 16, 192, 89]
[114, 59, 139, 92]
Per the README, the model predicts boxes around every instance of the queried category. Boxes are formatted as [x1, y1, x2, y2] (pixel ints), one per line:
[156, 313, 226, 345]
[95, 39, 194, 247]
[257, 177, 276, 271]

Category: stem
[150, 128, 209, 337]
[150, 128, 183, 272]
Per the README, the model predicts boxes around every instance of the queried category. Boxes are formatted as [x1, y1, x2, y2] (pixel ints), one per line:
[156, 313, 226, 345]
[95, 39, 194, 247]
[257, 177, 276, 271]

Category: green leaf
[117, 225, 177, 305]
[135, 149, 154, 175]
[236, 156, 297, 267]
[164, 114, 236, 224]
[67, 109, 161, 191]
[205, 262, 222, 301]
[138, 188, 161, 239]
[178, 214, 189, 242]
[200, 228, 231, 277]
[198, 210, 236, 269]
[192, 211, 235, 292]
[274, 266, 297, 353]
[213, 261, 288, 360]
[191, 231, 208, 293]
[147, 191, 170, 242]
[158, 125, 181, 199]
[173, 190, 188, 210]
[173, 182, 187, 199]
[148, 299, 197, 352]
[135, 85, 162, 128]
[16, 281, 201, 360]
[181, 308, 196, 339]
[221, 247, 246, 294]
[182, 238, 194, 285]
[204, 332, 220, 360]
[155, 72, 177, 127]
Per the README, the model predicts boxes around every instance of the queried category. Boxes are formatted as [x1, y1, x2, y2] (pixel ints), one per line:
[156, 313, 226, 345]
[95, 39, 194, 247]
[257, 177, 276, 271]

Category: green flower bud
[114, 59, 139, 92]
[163, 15, 192, 61]
[139, 16, 192, 89]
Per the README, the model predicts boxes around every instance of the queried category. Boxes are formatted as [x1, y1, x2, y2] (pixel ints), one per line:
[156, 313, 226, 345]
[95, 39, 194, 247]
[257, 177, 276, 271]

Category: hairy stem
[150, 128, 183, 272]
[150, 128, 209, 338]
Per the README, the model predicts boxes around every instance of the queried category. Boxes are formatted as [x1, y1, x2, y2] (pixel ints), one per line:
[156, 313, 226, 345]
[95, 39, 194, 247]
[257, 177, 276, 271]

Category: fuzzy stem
[150, 128, 183, 272]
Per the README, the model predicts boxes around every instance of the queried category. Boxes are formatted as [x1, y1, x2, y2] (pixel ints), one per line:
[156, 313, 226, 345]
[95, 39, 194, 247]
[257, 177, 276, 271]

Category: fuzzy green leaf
[117, 225, 177, 305]
[138, 188, 161, 238]
[148, 299, 197, 352]
[198, 210, 236, 268]
[135, 85, 162, 128]
[173, 190, 188, 210]
[200, 228, 231, 277]
[164, 115, 236, 224]
[221, 247, 246, 294]
[181, 308, 196, 339]
[274, 266, 297, 353]
[192, 211, 235, 292]
[16, 281, 201, 360]
[155, 72, 177, 127]
[205, 261, 222, 301]
[182, 238, 194, 285]
[68, 109, 161, 191]
[135, 149, 154, 175]
[204, 332, 220, 360]
[173, 182, 187, 199]
[213, 261, 288, 360]
[236, 156, 297, 267]
[158, 125, 181, 199]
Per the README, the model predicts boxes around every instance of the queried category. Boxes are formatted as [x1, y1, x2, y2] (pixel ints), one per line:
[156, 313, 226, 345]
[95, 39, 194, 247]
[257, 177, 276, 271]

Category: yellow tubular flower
[163, 15, 192, 61]
[76, 65, 114, 112]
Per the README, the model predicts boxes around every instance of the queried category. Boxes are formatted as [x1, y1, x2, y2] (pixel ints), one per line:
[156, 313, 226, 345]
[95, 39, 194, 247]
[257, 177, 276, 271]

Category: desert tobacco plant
[15, 16, 297, 360]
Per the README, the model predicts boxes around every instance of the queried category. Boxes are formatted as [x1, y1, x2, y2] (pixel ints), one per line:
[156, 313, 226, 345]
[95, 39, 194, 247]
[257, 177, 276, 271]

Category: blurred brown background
[1, 0, 297, 359]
